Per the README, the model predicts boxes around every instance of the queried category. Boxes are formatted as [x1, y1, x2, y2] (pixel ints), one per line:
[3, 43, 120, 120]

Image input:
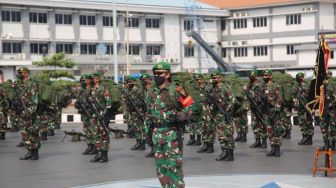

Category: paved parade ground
[0, 123, 335, 188]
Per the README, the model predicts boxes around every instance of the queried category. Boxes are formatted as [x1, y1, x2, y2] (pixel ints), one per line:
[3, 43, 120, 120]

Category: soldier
[16, 67, 41, 160]
[233, 97, 249, 143]
[244, 70, 267, 148]
[147, 61, 195, 188]
[282, 106, 293, 139]
[262, 69, 283, 157]
[194, 74, 215, 154]
[0, 88, 9, 140]
[140, 73, 155, 157]
[209, 71, 235, 161]
[293, 72, 314, 145]
[320, 71, 336, 151]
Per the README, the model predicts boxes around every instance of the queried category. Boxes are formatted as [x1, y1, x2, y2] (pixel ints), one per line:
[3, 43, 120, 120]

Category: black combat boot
[331, 141, 336, 151]
[215, 148, 227, 161]
[145, 145, 155, 158]
[17, 141, 24, 147]
[82, 144, 93, 155]
[266, 145, 275, 156]
[234, 133, 242, 142]
[283, 130, 291, 139]
[131, 140, 141, 150]
[0, 132, 5, 140]
[138, 140, 146, 150]
[303, 135, 313, 145]
[319, 138, 330, 151]
[186, 135, 195, 146]
[20, 149, 32, 160]
[41, 132, 48, 141]
[99, 151, 108, 163]
[298, 135, 307, 145]
[250, 138, 261, 148]
[224, 149, 234, 161]
[88, 145, 98, 155]
[274, 145, 281, 157]
[90, 151, 102, 162]
[47, 129, 55, 136]
[30, 149, 39, 160]
[197, 142, 208, 153]
[205, 143, 214, 153]
[193, 135, 202, 146]
[261, 138, 267, 149]
[241, 133, 247, 142]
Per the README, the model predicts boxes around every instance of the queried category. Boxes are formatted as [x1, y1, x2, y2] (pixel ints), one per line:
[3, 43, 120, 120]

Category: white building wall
[201, 19, 218, 44]
[182, 57, 199, 69]
[297, 50, 316, 66]
[102, 28, 120, 41]
[2, 23, 24, 38]
[164, 14, 181, 61]
[273, 35, 316, 45]
[30, 25, 50, 39]
[128, 29, 141, 42]
[230, 9, 270, 35]
[273, 45, 296, 61]
[319, 3, 335, 30]
[146, 30, 161, 42]
[55, 25, 75, 40]
[79, 27, 98, 40]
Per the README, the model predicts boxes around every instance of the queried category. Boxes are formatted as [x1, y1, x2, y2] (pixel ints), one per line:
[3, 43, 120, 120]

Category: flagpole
[113, 0, 118, 83]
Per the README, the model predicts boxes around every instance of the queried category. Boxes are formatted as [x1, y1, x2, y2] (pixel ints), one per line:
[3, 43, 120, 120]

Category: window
[184, 20, 193, 31]
[234, 47, 248, 57]
[253, 17, 267, 27]
[146, 45, 161, 55]
[331, 51, 334, 59]
[286, 14, 301, 25]
[146, 18, 160, 28]
[253, 46, 268, 56]
[103, 16, 113, 27]
[221, 48, 226, 58]
[29, 12, 48, 23]
[125, 17, 139, 28]
[30, 43, 48, 54]
[184, 46, 194, 57]
[80, 44, 96, 54]
[286, 45, 296, 55]
[1, 11, 21, 22]
[127, 45, 140, 55]
[105, 44, 114, 55]
[233, 19, 247, 29]
[55, 14, 72, 24]
[80, 15, 95, 26]
[2, 42, 22, 53]
[220, 19, 226, 31]
[56, 43, 73, 54]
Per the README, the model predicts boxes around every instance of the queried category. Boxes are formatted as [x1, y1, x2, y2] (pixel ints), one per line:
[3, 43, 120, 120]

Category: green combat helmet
[193, 74, 204, 80]
[152, 61, 171, 72]
[140, 73, 151, 80]
[296, 72, 304, 79]
[210, 70, 222, 77]
[18, 67, 30, 73]
[249, 70, 258, 78]
[263, 69, 272, 76]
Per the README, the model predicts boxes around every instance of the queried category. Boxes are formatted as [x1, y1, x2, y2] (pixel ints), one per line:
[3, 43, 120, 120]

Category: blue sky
[78, 0, 217, 9]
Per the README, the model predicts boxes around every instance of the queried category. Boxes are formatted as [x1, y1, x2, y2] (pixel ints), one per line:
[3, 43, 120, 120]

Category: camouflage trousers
[251, 113, 267, 139]
[282, 108, 292, 132]
[39, 115, 49, 134]
[234, 113, 248, 134]
[145, 124, 154, 146]
[266, 112, 284, 146]
[91, 117, 109, 152]
[153, 127, 184, 188]
[199, 121, 216, 144]
[187, 120, 202, 136]
[321, 111, 336, 142]
[9, 112, 22, 131]
[0, 111, 7, 133]
[297, 110, 314, 136]
[129, 113, 145, 142]
[83, 115, 95, 145]
[214, 113, 234, 149]
[21, 118, 41, 150]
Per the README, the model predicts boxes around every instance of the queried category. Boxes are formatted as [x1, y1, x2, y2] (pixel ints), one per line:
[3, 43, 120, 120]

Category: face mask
[263, 77, 270, 83]
[89, 79, 95, 87]
[212, 80, 218, 86]
[141, 80, 147, 86]
[249, 76, 256, 81]
[128, 83, 134, 88]
[154, 75, 165, 85]
[16, 74, 23, 79]
[296, 77, 303, 83]
[80, 80, 87, 88]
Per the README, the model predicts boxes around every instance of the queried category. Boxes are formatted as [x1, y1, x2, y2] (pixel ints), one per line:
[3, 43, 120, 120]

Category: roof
[199, 0, 327, 9]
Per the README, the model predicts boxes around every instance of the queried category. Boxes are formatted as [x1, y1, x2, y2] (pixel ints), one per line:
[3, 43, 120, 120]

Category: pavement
[0, 123, 335, 188]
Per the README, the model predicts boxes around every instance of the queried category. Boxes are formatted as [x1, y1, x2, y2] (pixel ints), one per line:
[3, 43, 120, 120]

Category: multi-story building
[0, 0, 228, 81]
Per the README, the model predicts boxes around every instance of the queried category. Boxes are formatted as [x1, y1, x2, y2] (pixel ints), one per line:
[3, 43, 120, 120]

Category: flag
[306, 37, 329, 116]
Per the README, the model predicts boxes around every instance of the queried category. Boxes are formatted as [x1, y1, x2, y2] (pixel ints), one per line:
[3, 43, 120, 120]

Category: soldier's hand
[176, 112, 189, 122]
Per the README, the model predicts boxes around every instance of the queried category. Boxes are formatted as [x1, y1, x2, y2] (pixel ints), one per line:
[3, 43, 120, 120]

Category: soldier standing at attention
[293, 72, 314, 145]
[147, 61, 195, 188]
[16, 67, 41, 160]
[262, 70, 283, 157]
[0, 88, 9, 140]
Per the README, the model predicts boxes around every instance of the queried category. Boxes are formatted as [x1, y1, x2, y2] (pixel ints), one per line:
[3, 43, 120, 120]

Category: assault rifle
[119, 87, 145, 122]
[244, 90, 268, 126]
[61, 130, 87, 142]
[297, 94, 317, 124]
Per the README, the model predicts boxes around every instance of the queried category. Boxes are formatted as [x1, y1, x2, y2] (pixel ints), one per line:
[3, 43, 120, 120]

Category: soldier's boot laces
[241, 133, 247, 142]
[193, 135, 202, 146]
[186, 135, 195, 146]
[266, 145, 275, 156]
[20, 149, 32, 160]
[30, 149, 39, 160]
[224, 149, 234, 161]
[145, 146, 155, 158]
[234, 133, 242, 142]
[131, 140, 141, 150]
[138, 141, 146, 150]
[88, 145, 98, 155]
[197, 142, 208, 153]
[298, 135, 307, 145]
[331, 141, 336, 151]
[274, 145, 281, 157]
[250, 138, 261, 148]
[215, 148, 228, 161]
[205, 143, 214, 153]
[0, 132, 5, 140]
[303, 135, 313, 145]
[90, 152, 102, 162]
[319, 139, 330, 151]
[82, 144, 93, 155]
[99, 151, 108, 163]
[261, 138, 267, 149]
[16, 141, 24, 147]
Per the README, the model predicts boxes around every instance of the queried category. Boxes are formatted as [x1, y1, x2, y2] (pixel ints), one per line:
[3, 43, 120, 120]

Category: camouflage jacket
[262, 81, 282, 114]
[16, 78, 39, 115]
[325, 82, 336, 112]
[210, 82, 235, 115]
[292, 82, 309, 110]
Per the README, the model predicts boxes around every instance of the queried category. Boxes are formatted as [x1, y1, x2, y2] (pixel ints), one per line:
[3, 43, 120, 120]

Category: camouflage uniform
[293, 73, 314, 145]
[0, 89, 9, 140]
[281, 106, 293, 139]
[147, 62, 195, 188]
[262, 70, 283, 157]
[233, 98, 249, 142]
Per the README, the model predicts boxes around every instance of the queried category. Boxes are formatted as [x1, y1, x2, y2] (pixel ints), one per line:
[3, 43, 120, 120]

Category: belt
[153, 122, 178, 129]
